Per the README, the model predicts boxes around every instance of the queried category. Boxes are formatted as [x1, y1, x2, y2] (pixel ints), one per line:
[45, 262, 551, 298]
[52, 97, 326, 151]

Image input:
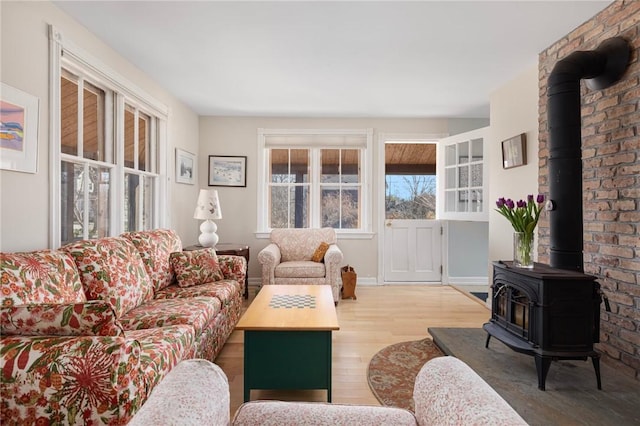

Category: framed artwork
[0, 83, 39, 173]
[502, 133, 527, 169]
[208, 155, 247, 187]
[175, 148, 195, 184]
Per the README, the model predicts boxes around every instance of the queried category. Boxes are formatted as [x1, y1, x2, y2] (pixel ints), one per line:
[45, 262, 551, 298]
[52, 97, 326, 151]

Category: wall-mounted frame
[208, 155, 247, 187]
[0, 83, 39, 174]
[501, 133, 527, 169]
[175, 148, 195, 184]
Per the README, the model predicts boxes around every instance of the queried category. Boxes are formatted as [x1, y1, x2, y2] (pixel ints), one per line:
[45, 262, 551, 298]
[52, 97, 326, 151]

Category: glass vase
[513, 232, 534, 268]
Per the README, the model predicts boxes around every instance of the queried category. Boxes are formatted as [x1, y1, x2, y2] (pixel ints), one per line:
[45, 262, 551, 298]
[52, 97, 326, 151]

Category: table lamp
[193, 189, 222, 247]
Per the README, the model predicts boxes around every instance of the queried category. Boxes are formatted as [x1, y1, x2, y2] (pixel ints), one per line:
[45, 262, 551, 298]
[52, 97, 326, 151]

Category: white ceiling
[53, 1, 611, 118]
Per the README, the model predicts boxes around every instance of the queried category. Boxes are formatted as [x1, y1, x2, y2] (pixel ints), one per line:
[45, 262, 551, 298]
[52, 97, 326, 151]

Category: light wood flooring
[215, 285, 490, 417]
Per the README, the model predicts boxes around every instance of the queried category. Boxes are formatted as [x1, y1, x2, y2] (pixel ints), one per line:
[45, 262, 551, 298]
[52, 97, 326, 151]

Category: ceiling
[53, 1, 611, 119]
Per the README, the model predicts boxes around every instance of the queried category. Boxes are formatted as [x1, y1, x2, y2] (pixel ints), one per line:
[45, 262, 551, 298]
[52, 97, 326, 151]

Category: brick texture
[538, 0, 639, 380]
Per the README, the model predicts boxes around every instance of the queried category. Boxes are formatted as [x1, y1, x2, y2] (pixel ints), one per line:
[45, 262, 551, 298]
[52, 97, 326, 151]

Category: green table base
[243, 330, 332, 402]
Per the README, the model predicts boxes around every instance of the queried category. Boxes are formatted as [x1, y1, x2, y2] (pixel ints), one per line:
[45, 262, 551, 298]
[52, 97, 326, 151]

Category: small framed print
[0, 83, 39, 174]
[175, 148, 195, 184]
[502, 133, 527, 169]
[208, 155, 247, 187]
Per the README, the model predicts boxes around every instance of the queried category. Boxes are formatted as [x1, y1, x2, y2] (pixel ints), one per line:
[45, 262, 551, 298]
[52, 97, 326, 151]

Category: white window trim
[256, 128, 374, 238]
[49, 25, 169, 248]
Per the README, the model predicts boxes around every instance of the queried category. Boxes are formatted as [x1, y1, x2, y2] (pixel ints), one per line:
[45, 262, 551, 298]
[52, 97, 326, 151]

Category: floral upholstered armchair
[257, 228, 344, 303]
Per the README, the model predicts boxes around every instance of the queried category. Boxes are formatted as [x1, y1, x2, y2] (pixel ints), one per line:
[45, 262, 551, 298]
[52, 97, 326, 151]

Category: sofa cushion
[119, 297, 221, 337]
[271, 228, 337, 262]
[63, 237, 154, 318]
[122, 229, 183, 292]
[0, 250, 86, 307]
[170, 249, 224, 287]
[1, 300, 124, 337]
[275, 261, 326, 278]
[126, 324, 196, 394]
[155, 280, 240, 306]
[233, 401, 417, 426]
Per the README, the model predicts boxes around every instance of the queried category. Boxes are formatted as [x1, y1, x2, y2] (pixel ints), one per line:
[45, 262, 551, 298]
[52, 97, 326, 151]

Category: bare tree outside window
[386, 175, 436, 219]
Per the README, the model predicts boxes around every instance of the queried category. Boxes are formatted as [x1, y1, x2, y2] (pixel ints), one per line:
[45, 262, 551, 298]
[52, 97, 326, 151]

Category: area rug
[471, 291, 488, 302]
[367, 338, 444, 412]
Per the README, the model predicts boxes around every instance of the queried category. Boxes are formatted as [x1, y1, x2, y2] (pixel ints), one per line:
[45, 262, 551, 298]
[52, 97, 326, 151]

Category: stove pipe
[547, 37, 630, 272]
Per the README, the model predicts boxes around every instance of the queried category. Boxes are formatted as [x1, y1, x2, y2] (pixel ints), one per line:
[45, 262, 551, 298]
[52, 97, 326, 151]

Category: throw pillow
[170, 248, 225, 287]
[311, 242, 330, 262]
[0, 300, 124, 337]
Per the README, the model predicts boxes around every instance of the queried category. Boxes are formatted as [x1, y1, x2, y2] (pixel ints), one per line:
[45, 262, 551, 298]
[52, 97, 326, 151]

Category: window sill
[255, 230, 375, 240]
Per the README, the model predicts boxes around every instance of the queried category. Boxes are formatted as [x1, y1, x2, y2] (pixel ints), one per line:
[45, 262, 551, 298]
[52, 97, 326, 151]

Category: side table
[183, 243, 250, 299]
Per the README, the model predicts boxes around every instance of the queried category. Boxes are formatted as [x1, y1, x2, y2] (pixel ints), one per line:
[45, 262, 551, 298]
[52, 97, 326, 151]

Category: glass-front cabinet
[438, 127, 489, 220]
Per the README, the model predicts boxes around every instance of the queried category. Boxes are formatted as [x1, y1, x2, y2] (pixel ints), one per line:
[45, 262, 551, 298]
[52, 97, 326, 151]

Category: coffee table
[235, 285, 340, 402]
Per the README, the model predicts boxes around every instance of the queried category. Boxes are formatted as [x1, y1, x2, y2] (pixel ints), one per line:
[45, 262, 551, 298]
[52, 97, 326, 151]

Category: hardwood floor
[215, 285, 490, 417]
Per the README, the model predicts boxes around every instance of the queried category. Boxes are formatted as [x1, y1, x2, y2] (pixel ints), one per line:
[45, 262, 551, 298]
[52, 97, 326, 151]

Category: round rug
[367, 338, 444, 412]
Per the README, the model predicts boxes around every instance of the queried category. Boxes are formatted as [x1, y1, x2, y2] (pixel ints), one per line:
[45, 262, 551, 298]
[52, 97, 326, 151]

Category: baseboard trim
[447, 276, 488, 286]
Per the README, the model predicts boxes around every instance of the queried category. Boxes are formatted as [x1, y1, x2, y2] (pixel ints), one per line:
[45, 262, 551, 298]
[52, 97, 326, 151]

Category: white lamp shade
[193, 189, 222, 220]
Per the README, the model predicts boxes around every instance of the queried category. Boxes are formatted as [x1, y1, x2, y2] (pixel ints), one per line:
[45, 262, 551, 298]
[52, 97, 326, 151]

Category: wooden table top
[236, 285, 339, 331]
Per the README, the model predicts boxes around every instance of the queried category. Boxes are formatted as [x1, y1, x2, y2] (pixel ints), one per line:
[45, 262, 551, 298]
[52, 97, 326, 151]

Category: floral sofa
[258, 228, 343, 303]
[130, 356, 527, 425]
[0, 229, 246, 425]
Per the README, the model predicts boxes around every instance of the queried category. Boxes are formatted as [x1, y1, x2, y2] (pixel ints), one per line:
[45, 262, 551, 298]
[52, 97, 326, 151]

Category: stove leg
[534, 355, 552, 391]
[591, 354, 602, 390]
[485, 333, 491, 348]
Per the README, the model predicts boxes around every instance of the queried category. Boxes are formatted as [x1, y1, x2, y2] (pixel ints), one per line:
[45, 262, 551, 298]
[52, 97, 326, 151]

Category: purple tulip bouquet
[495, 194, 545, 267]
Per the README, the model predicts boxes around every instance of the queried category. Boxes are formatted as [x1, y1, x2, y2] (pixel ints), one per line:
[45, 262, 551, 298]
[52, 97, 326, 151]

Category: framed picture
[175, 148, 195, 184]
[208, 155, 247, 187]
[0, 83, 39, 174]
[502, 133, 527, 169]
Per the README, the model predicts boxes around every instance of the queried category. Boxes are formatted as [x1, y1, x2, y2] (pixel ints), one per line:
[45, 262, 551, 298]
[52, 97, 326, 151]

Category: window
[258, 129, 372, 234]
[50, 25, 168, 247]
[436, 127, 489, 221]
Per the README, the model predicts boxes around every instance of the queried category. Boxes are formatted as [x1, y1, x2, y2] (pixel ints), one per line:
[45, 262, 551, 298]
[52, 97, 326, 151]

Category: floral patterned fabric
[1, 229, 247, 424]
[258, 228, 343, 302]
[155, 280, 239, 305]
[119, 297, 221, 336]
[217, 255, 247, 294]
[0, 250, 86, 307]
[170, 248, 225, 287]
[122, 229, 182, 293]
[1, 335, 144, 425]
[1, 300, 124, 337]
[63, 237, 154, 318]
[129, 359, 230, 426]
[233, 401, 418, 426]
[275, 260, 326, 278]
[126, 325, 195, 396]
[413, 357, 527, 425]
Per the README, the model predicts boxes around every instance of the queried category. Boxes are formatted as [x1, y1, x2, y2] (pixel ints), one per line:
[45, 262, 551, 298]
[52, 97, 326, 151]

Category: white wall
[0, 1, 200, 251]
[198, 117, 475, 281]
[488, 65, 540, 273]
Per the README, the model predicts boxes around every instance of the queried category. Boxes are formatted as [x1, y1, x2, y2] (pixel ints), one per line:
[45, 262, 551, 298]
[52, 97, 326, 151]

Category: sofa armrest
[1, 300, 124, 337]
[129, 359, 230, 426]
[217, 254, 247, 294]
[1, 334, 144, 425]
[413, 356, 527, 425]
[233, 401, 417, 426]
[257, 243, 281, 286]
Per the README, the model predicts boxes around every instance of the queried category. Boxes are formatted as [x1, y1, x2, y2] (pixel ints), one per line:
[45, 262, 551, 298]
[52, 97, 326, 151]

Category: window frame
[49, 25, 169, 248]
[256, 128, 373, 238]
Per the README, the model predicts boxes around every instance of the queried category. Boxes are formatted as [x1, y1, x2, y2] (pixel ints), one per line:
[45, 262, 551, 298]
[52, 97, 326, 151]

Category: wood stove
[484, 261, 602, 390]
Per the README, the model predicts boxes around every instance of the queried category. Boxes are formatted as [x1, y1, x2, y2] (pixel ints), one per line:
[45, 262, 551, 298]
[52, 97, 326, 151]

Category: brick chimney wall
[538, 0, 639, 380]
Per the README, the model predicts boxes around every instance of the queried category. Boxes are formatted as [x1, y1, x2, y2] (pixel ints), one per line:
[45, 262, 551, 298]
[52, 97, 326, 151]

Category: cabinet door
[437, 127, 489, 221]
